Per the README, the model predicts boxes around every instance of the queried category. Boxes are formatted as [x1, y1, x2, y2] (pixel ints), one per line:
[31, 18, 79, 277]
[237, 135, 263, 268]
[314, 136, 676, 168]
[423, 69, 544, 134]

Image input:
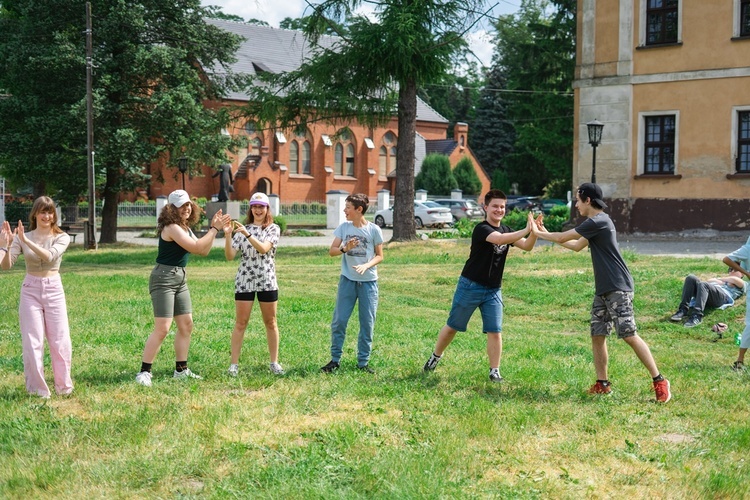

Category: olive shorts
[149, 264, 192, 318]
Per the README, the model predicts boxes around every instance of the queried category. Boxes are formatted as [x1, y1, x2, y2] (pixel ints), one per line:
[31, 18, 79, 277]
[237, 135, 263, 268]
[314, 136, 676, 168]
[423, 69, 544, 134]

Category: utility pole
[85, 2, 97, 250]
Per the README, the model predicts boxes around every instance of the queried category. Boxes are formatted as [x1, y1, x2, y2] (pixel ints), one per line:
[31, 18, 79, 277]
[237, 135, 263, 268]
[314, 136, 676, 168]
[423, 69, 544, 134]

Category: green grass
[1, 241, 748, 497]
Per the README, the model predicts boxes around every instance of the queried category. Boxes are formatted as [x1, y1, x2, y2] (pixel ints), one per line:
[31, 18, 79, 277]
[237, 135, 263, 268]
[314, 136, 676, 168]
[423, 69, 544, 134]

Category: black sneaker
[684, 315, 703, 328]
[423, 353, 441, 372]
[670, 309, 687, 322]
[732, 361, 745, 371]
[489, 369, 503, 383]
[358, 365, 375, 374]
[320, 360, 340, 373]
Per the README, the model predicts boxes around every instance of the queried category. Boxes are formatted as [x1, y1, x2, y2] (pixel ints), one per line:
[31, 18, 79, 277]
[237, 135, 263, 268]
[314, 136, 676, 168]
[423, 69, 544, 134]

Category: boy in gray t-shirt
[320, 193, 384, 374]
[531, 182, 671, 403]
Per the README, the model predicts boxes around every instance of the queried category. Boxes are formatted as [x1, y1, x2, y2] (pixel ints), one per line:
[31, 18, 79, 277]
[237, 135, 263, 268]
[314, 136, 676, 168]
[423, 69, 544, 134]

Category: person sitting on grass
[669, 269, 746, 327]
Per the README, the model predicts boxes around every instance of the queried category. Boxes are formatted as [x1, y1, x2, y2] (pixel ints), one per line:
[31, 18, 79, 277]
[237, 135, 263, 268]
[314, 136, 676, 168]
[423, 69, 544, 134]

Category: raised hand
[16, 220, 26, 243]
[210, 209, 224, 229]
[0, 220, 12, 247]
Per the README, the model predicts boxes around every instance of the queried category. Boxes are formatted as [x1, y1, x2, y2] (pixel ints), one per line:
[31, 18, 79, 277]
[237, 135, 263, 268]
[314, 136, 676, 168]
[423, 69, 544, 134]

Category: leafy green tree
[240, 0, 487, 241]
[452, 156, 481, 195]
[486, 0, 575, 194]
[415, 154, 457, 195]
[491, 168, 511, 192]
[0, 0, 244, 243]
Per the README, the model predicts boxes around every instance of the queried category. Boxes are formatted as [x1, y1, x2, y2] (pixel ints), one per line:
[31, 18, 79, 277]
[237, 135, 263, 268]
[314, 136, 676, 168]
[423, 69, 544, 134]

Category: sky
[199, 0, 522, 68]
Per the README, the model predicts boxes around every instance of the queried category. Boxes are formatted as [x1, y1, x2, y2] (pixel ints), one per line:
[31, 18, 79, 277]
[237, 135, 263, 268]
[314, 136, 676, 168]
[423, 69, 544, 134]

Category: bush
[4, 201, 32, 225]
[274, 215, 287, 233]
[415, 153, 457, 195]
[453, 156, 482, 195]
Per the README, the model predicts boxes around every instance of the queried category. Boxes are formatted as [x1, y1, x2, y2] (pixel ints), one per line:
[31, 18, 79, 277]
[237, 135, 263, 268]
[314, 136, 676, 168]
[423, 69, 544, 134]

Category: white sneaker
[173, 368, 202, 380]
[228, 364, 239, 377]
[136, 371, 152, 387]
[269, 362, 285, 375]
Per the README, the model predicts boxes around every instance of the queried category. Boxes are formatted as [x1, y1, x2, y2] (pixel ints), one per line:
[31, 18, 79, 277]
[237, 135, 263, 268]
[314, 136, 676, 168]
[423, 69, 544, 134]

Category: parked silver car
[432, 199, 485, 222]
[374, 201, 453, 229]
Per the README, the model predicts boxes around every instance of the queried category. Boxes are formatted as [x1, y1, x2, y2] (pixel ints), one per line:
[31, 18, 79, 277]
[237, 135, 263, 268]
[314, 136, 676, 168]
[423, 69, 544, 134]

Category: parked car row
[372, 196, 568, 229]
[374, 201, 452, 229]
[432, 199, 485, 222]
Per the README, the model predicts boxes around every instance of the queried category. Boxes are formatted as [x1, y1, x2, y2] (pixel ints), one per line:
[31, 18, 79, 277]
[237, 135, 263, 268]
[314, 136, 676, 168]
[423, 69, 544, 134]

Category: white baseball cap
[168, 190, 190, 208]
[249, 192, 269, 207]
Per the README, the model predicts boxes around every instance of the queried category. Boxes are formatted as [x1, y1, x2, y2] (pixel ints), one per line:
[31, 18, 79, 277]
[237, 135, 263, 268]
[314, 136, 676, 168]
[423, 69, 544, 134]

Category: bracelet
[0, 247, 7, 253]
[210, 226, 219, 232]
[339, 243, 346, 252]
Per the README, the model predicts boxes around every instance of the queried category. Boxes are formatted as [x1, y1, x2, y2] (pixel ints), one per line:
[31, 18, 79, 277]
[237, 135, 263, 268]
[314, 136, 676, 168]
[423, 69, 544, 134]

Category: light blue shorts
[446, 276, 503, 333]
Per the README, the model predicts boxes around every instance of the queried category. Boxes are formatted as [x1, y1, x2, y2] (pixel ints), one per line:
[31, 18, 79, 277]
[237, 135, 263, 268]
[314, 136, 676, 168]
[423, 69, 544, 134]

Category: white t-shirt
[231, 223, 280, 292]
[334, 221, 383, 282]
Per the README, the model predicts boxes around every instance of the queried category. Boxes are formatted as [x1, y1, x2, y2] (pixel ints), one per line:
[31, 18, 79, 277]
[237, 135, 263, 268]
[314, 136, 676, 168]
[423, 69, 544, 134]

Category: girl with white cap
[223, 192, 284, 376]
[135, 190, 230, 386]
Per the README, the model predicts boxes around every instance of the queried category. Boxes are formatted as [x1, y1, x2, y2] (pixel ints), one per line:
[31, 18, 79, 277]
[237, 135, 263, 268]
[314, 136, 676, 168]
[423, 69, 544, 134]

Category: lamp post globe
[177, 157, 188, 190]
[586, 120, 604, 184]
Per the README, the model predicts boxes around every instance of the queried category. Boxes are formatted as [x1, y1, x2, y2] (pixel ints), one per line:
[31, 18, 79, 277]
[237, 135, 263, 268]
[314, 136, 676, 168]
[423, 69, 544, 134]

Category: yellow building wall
[633, 1, 743, 75]
[593, 0, 621, 78]
[631, 76, 750, 199]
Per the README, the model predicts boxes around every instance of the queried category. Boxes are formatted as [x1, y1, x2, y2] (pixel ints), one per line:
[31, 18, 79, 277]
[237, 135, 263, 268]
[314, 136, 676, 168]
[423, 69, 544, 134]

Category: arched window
[379, 146, 387, 177]
[345, 144, 355, 176]
[249, 137, 261, 156]
[290, 141, 300, 174]
[335, 143, 344, 175]
[334, 129, 355, 177]
[301, 141, 311, 175]
[381, 132, 398, 175]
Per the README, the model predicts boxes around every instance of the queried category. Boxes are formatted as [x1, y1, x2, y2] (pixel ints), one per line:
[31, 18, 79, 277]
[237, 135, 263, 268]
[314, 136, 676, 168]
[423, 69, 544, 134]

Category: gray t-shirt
[575, 212, 634, 295]
[334, 221, 384, 282]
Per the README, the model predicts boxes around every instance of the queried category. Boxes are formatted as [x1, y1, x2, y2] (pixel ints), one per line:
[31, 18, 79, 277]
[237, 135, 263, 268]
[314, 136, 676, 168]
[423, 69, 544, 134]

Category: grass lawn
[0, 240, 748, 498]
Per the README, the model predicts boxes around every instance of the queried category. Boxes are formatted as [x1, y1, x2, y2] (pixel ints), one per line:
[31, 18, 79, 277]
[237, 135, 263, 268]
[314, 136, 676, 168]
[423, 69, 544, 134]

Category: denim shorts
[590, 290, 637, 338]
[446, 276, 503, 333]
[149, 264, 191, 318]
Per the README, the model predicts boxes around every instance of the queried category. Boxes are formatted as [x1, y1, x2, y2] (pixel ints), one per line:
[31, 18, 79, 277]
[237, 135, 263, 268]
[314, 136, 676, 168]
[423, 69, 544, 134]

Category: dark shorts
[235, 290, 278, 303]
[149, 264, 191, 318]
[590, 290, 637, 338]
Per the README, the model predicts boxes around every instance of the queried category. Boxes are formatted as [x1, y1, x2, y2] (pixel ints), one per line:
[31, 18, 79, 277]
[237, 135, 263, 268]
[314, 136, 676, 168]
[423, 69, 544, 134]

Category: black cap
[577, 183, 607, 209]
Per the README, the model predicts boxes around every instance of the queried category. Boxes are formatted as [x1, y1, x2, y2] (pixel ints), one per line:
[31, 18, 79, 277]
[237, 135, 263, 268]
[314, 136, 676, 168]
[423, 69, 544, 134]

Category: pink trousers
[19, 275, 73, 397]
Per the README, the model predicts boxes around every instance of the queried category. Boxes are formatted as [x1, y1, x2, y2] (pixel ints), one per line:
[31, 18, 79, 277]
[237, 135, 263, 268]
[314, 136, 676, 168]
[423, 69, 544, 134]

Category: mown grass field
[0, 240, 748, 498]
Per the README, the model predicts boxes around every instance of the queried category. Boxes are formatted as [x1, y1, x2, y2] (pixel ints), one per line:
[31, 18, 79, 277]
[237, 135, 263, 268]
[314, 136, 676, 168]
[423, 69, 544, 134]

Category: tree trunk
[99, 166, 119, 244]
[392, 78, 418, 241]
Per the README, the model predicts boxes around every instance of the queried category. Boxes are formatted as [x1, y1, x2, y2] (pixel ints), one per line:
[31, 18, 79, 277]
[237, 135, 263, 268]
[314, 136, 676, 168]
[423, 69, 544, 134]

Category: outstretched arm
[529, 212, 588, 252]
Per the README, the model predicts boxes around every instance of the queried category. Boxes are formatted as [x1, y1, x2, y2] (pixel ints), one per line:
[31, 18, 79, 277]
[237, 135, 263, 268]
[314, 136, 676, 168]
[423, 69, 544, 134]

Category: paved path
[116, 228, 749, 258]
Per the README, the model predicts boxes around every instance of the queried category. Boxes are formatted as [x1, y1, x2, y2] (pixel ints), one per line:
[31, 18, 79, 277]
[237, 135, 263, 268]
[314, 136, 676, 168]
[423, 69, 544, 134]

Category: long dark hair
[157, 201, 200, 234]
[29, 196, 63, 234]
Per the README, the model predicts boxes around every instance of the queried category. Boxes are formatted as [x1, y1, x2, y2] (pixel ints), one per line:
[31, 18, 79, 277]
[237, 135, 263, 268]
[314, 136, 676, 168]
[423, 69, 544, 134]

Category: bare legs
[230, 300, 279, 364]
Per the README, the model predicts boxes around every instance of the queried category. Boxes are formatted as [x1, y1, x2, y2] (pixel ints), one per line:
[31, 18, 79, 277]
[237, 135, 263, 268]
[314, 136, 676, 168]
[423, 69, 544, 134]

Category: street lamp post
[586, 120, 604, 184]
[177, 157, 188, 190]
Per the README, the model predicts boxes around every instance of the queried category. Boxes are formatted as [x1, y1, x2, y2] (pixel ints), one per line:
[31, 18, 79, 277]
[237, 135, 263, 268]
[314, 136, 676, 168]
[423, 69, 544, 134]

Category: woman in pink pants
[0, 196, 73, 398]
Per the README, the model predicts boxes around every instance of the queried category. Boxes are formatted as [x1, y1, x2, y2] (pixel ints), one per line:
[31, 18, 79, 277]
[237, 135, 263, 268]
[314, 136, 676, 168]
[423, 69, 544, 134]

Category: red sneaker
[654, 378, 671, 403]
[587, 381, 612, 394]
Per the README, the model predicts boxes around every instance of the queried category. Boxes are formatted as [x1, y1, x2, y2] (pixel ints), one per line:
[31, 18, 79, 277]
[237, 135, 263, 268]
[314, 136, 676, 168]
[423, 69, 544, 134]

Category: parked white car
[374, 201, 453, 229]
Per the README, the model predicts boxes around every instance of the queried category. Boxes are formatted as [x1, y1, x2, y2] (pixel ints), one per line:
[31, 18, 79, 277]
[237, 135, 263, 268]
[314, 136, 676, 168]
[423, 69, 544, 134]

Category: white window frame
[639, 0, 682, 47]
[732, 105, 750, 172]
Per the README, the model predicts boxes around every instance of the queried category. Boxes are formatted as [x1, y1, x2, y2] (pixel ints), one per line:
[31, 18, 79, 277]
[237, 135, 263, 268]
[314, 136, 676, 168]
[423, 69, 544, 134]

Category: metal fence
[3, 200, 342, 228]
